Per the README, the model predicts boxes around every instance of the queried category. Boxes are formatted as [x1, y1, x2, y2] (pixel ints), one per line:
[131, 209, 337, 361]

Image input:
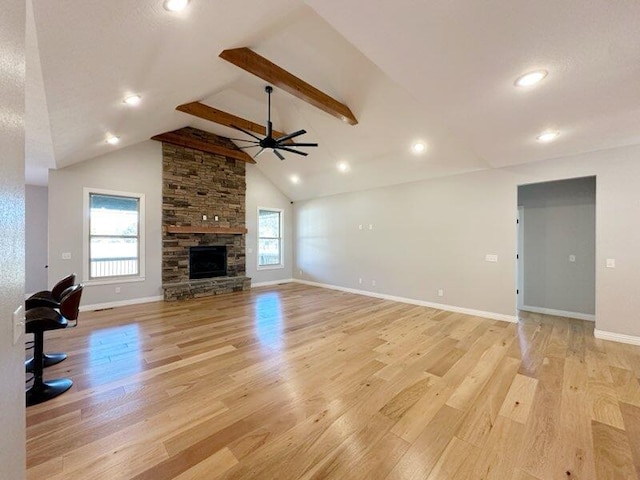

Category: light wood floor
[26, 283, 640, 479]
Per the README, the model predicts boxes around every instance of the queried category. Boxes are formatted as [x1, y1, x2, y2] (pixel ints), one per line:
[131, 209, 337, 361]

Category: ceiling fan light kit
[230, 85, 318, 161]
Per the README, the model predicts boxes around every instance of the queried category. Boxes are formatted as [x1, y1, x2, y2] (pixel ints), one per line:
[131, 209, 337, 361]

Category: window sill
[84, 276, 146, 286]
[257, 265, 284, 271]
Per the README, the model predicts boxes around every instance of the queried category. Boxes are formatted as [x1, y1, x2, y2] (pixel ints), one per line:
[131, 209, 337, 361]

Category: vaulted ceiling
[26, 0, 640, 201]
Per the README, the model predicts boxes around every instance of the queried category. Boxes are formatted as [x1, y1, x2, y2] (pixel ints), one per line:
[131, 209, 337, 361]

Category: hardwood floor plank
[172, 447, 238, 480]
[592, 420, 638, 479]
[498, 373, 538, 424]
[619, 402, 640, 477]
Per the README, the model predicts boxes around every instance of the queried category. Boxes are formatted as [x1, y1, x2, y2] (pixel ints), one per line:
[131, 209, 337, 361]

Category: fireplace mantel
[166, 225, 247, 235]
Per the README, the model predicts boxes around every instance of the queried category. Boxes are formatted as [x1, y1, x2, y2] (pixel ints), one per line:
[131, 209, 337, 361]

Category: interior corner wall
[48, 141, 163, 307]
[26, 185, 49, 294]
[293, 143, 640, 338]
[245, 165, 293, 283]
[0, 0, 26, 477]
[518, 177, 596, 316]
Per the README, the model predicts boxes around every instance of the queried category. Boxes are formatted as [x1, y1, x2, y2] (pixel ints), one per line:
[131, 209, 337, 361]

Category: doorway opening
[516, 176, 596, 321]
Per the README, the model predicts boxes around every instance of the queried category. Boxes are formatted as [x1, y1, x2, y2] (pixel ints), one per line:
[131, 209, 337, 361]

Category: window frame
[257, 206, 284, 270]
[83, 187, 146, 285]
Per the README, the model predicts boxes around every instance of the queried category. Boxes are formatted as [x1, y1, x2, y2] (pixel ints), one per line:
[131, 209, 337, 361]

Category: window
[258, 208, 283, 269]
[84, 188, 145, 282]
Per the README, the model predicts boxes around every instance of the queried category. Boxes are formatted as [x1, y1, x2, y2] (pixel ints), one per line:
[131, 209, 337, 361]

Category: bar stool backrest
[51, 273, 77, 301]
[59, 284, 84, 324]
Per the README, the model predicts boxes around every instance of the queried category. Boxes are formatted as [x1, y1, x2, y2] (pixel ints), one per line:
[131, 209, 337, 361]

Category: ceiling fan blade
[255, 147, 267, 158]
[273, 149, 285, 161]
[275, 129, 306, 143]
[228, 137, 260, 143]
[276, 146, 308, 156]
[280, 142, 318, 147]
[237, 145, 261, 149]
[230, 125, 262, 142]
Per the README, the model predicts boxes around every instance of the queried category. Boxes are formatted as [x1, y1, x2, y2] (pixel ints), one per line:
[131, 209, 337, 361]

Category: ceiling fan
[230, 86, 318, 160]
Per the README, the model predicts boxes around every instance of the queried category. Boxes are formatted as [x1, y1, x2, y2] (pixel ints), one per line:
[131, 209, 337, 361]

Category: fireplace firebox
[189, 246, 227, 279]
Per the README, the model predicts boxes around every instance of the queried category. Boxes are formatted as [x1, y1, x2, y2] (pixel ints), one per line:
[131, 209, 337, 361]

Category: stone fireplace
[158, 127, 251, 301]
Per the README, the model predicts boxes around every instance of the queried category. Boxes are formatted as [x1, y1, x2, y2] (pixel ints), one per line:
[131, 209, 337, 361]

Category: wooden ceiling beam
[151, 130, 256, 164]
[176, 101, 288, 139]
[219, 47, 358, 126]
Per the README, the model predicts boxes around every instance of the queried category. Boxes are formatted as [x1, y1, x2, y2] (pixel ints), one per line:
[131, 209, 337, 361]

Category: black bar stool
[26, 284, 83, 407]
[25, 273, 76, 372]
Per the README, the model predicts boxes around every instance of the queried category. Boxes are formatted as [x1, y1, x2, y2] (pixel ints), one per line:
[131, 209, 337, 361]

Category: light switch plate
[606, 258, 616, 268]
[569, 255, 576, 262]
[61, 252, 71, 260]
[13, 305, 24, 345]
[485, 254, 498, 263]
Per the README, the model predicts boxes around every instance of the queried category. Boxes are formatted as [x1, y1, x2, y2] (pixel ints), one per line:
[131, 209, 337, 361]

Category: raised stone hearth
[158, 127, 251, 301]
[163, 277, 250, 302]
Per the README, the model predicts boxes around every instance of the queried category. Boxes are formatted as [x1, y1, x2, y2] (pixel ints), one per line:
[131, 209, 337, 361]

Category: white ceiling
[26, 0, 640, 200]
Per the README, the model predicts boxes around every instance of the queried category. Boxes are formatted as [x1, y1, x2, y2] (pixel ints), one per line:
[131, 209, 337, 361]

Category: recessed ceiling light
[412, 142, 426, 154]
[536, 131, 559, 143]
[337, 162, 349, 172]
[515, 70, 548, 87]
[163, 0, 189, 11]
[123, 95, 141, 106]
[290, 175, 300, 184]
[106, 136, 120, 145]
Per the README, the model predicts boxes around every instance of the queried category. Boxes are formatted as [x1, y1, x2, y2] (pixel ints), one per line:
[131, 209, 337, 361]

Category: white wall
[245, 165, 293, 284]
[294, 144, 640, 337]
[0, 0, 26, 477]
[25, 185, 48, 294]
[48, 141, 163, 307]
[518, 177, 595, 316]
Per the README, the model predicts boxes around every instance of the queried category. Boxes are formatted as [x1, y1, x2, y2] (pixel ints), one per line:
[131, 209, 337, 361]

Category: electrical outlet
[13, 305, 24, 345]
[115, 286, 121, 294]
[485, 254, 498, 263]
[214, 215, 219, 221]
[606, 258, 616, 268]
[358, 224, 363, 230]
[569, 254, 576, 262]
[61, 252, 71, 260]
[368, 224, 373, 230]
[437, 289, 444, 297]
[247, 247, 253, 254]
[299, 269, 303, 275]
[202, 214, 207, 221]
[358, 277, 362, 285]
[371, 280, 376, 287]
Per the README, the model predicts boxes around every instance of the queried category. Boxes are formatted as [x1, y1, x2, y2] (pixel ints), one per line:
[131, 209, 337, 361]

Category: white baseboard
[292, 279, 517, 323]
[80, 295, 164, 312]
[251, 279, 294, 288]
[594, 329, 640, 346]
[520, 305, 595, 322]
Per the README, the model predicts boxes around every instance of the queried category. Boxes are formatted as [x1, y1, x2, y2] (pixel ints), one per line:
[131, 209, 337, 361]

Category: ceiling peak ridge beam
[219, 47, 358, 126]
[151, 128, 256, 164]
[176, 101, 289, 140]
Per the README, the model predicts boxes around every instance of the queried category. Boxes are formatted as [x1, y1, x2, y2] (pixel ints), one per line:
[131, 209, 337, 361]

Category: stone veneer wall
[161, 127, 250, 301]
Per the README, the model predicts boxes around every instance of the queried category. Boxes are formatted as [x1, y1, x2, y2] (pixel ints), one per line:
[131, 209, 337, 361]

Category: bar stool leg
[25, 352, 67, 372]
[26, 331, 72, 407]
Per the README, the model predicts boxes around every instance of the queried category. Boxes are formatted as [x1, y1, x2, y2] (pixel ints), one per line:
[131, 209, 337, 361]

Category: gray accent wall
[245, 164, 293, 284]
[518, 177, 596, 316]
[26, 185, 48, 294]
[48, 141, 163, 307]
[294, 143, 640, 337]
[0, 0, 26, 477]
